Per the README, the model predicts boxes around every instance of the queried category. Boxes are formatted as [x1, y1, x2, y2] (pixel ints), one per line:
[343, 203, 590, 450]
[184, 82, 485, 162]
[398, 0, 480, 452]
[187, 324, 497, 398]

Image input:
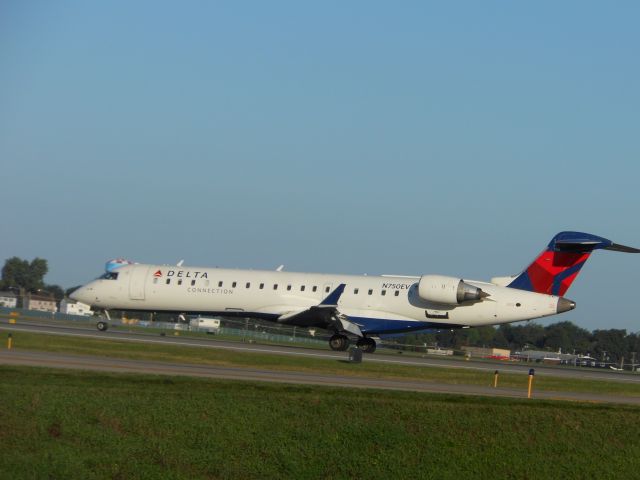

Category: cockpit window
[99, 272, 119, 280]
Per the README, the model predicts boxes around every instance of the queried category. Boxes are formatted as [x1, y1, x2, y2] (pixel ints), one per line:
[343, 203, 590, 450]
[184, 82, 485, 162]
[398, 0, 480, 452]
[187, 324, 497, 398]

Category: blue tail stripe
[551, 261, 587, 296]
[508, 272, 533, 291]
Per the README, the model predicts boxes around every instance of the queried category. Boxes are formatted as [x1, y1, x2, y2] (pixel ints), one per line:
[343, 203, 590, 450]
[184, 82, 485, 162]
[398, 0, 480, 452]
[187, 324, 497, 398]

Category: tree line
[0, 256, 77, 302]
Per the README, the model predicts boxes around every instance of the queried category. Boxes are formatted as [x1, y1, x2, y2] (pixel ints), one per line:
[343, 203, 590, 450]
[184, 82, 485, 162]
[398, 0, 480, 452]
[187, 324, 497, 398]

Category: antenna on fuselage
[276, 265, 284, 272]
[177, 260, 184, 267]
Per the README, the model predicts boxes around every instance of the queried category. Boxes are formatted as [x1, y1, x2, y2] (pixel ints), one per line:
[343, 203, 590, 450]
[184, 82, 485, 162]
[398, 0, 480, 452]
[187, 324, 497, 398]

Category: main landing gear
[329, 334, 377, 354]
[329, 334, 350, 351]
[356, 337, 377, 354]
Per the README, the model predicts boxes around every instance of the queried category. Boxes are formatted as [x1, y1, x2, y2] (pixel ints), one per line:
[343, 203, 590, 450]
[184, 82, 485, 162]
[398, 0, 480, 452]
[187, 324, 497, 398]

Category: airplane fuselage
[73, 263, 566, 335]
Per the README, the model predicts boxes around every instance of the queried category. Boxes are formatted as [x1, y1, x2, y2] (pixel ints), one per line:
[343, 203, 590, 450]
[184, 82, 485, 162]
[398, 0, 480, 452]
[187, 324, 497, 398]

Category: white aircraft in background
[71, 231, 639, 353]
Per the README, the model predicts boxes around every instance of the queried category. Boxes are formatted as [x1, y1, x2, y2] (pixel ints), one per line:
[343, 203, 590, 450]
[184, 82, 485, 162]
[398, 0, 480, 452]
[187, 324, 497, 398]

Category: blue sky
[1, 1, 638, 331]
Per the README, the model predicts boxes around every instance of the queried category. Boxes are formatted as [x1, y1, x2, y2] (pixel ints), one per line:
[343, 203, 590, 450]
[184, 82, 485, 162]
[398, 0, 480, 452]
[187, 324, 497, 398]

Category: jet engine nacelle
[418, 275, 488, 305]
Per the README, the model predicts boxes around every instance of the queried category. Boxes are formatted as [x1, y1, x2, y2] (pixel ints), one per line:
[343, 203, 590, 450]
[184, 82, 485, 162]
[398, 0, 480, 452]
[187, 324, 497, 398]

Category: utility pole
[632, 352, 637, 372]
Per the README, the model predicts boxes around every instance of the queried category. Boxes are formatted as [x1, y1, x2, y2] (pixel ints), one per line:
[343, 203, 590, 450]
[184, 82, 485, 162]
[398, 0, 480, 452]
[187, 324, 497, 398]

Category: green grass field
[1, 366, 639, 479]
[6, 330, 640, 397]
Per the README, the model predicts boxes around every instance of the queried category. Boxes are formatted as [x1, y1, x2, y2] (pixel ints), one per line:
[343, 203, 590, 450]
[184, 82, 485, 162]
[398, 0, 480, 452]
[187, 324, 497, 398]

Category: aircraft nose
[70, 285, 92, 304]
[69, 287, 81, 301]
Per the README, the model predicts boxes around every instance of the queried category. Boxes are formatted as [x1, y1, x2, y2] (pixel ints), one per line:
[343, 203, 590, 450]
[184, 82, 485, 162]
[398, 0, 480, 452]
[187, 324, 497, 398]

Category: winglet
[320, 284, 346, 306]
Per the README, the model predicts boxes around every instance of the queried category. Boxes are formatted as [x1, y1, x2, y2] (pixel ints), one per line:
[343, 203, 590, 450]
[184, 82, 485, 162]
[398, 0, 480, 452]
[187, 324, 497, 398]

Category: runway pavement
[2, 348, 640, 405]
[2, 318, 639, 384]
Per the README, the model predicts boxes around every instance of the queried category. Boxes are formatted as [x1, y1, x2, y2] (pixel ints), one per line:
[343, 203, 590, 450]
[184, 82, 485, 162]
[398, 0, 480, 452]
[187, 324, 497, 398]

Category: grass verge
[1, 365, 639, 479]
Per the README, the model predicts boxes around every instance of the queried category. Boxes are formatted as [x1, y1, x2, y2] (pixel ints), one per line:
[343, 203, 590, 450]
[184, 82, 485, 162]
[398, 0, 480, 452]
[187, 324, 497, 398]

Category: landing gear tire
[357, 337, 377, 354]
[97, 321, 109, 332]
[329, 334, 350, 351]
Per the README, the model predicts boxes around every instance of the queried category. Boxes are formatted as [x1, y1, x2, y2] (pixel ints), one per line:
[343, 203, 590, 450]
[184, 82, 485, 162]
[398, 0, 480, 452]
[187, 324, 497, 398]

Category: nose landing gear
[96, 309, 111, 332]
[97, 321, 109, 331]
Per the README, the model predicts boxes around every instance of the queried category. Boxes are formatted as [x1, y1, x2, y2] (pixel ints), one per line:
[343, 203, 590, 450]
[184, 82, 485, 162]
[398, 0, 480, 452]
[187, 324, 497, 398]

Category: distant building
[59, 298, 93, 316]
[462, 346, 511, 359]
[24, 294, 57, 313]
[512, 349, 604, 366]
[426, 348, 454, 356]
[513, 349, 565, 363]
[0, 291, 18, 308]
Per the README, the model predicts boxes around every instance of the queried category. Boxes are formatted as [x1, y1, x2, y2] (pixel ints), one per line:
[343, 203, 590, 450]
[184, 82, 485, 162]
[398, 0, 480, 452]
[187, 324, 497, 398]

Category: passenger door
[129, 266, 149, 300]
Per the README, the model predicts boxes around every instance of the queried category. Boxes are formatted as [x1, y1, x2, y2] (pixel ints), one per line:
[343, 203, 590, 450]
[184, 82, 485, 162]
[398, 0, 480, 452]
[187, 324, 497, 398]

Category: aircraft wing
[277, 284, 363, 337]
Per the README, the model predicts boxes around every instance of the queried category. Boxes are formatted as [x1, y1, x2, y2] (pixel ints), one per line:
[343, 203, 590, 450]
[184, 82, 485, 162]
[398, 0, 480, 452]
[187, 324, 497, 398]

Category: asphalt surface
[1, 319, 640, 405]
[2, 348, 639, 405]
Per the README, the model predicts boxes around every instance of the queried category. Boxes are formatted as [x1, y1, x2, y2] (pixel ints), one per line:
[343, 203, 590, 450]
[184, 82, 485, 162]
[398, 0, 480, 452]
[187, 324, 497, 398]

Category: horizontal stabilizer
[551, 231, 639, 253]
[605, 243, 640, 254]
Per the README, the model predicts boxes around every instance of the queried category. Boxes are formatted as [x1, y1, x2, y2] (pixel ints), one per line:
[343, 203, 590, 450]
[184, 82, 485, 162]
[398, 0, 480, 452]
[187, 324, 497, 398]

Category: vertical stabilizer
[508, 231, 639, 296]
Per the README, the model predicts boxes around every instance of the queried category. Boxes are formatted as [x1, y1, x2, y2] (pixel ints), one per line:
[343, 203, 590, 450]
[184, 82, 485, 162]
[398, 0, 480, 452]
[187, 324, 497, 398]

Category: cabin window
[381, 290, 386, 296]
[177, 279, 183, 286]
[246, 282, 250, 288]
[325, 286, 330, 293]
[166, 279, 171, 285]
[312, 286, 317, 292]
[232, 281, 237, 288]
[259, 283, 264, 289]
[287, 285, 292, 291]
[368, 289, 372, 295]
[99, 272, 119, 280]
[191, 280, 196, 286]
[300, 285, 306, 292]
[274, 284, 278, 290]
[394, 290, 399, 297]
[354, 288, 359, 294]
[218, 281, 223, 287]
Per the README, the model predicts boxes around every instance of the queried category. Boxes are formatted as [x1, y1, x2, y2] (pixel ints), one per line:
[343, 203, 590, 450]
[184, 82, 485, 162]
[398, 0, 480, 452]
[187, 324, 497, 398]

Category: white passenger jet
[71, 232, 638, 353]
